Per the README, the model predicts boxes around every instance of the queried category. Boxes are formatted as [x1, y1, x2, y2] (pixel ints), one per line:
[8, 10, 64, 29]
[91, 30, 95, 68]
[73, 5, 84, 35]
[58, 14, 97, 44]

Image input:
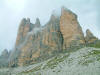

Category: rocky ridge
[0, 7, 98, 67]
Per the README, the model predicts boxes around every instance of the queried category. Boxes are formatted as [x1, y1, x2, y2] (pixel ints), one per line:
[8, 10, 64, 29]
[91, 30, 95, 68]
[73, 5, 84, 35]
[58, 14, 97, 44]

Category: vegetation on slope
[16, 47, 100, 75]
[78, 49, 100, 66]
[87, 40, 100, 48]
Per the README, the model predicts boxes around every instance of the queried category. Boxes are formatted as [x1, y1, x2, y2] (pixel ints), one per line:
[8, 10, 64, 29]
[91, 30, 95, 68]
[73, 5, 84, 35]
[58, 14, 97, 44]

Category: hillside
[0, 47, 100, 75]
[17, 47, 100, 75]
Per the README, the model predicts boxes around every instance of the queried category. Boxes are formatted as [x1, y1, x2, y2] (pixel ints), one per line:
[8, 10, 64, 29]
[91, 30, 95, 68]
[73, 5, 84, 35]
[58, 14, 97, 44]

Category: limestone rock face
[60, 7, 85, 49]
[9, 18, 34, 67]
[8, 7, 98, 67]
[15, 18, 34, 47]
[17, 15, 63, 66]
[85, 29, 97, 43]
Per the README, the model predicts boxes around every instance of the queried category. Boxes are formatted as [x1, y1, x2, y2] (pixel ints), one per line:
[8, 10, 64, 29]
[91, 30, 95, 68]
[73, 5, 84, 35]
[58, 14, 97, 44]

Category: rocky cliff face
[15, 18, 34, 47]
[60, 7, 85, 49]
[7, 7, 98, 67]
[85, 29, 98, 44]
[17, 14, 63, 66]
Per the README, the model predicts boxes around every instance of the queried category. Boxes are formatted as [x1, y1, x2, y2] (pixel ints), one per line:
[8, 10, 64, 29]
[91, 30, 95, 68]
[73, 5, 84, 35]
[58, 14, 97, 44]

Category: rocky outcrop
[85, 29, 98, 43]
[15, 18, 34, 47]
[15, 18, 41, 47]
[17, 14, 63, 66]
[0, 49, 9, 67]
[8, 7, 98, 67]
[1, 49, 9, 57]
[60, 7, 85, 49]
[34, 18, 41, 27]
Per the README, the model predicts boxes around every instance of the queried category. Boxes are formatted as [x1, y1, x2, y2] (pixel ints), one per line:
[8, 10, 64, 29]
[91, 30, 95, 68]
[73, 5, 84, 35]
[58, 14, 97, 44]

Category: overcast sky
[0, 0, 100, 53]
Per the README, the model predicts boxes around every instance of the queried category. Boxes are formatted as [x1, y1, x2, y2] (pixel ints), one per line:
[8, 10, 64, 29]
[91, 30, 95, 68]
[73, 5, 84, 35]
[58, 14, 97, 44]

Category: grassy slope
[87, 40, 100, 48]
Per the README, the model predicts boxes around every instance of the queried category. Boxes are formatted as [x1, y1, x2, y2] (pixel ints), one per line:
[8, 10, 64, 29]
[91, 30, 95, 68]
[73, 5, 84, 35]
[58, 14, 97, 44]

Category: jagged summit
[1, 49, 8, 57]
[19, 18, 27, 26]
[61, 6, 77, 18]
[35, 18, 41, 27]
[85, 29, 97, 43]
[51, 6, 76, 18]
[26, 18, 30, 23]
[48, 14, 60, 24]
[0, 7, 98, 67]
[86, 29, 95, 38]
[10, 7, 98, 66]
[50, 14, 58, 20]
[60, 6, 85, 48]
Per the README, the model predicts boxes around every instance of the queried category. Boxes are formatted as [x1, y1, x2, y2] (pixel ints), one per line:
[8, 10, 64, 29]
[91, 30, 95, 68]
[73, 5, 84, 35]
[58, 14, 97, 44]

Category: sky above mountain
[0, 0, 100, 53]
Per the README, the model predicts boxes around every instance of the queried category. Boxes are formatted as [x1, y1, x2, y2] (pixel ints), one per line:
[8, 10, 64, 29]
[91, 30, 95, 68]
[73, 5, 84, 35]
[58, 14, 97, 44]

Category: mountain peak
[7, 7, 98, 67]
[26, 18, 30, 23]
[85, 29, 97, 43]
[1, 49, 8, 57]
[35, 18, 41, 27]
[20, 18, 27, 26]
[49, 14, 59, 22]
[86, 29, 96, 39]
[61, 6, 77, 18]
